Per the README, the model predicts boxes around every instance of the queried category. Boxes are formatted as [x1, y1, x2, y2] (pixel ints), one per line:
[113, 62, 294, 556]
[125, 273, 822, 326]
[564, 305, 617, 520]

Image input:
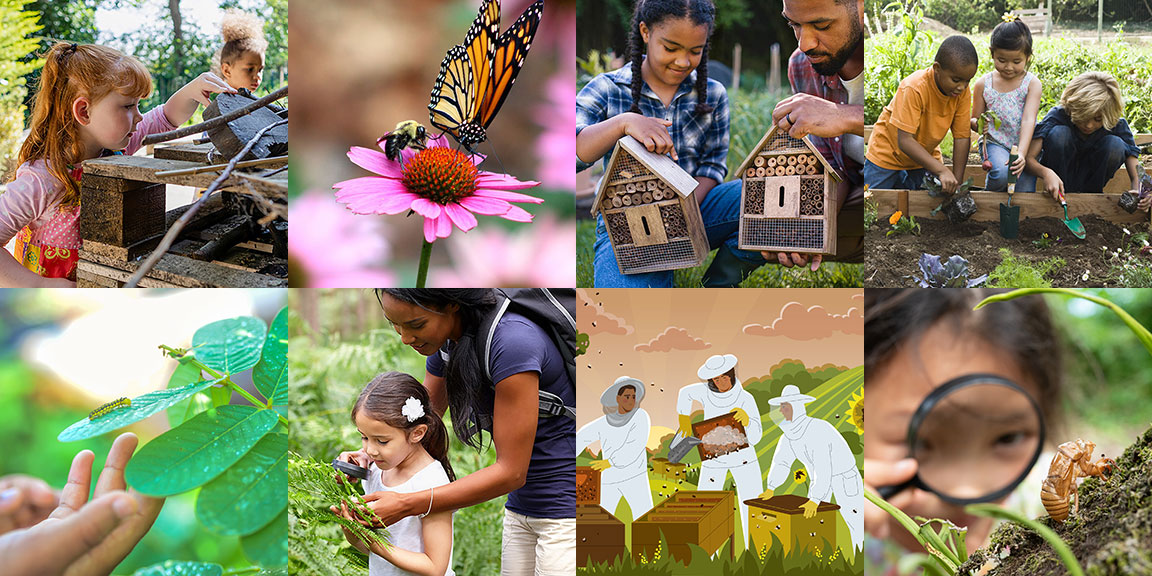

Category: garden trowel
[667, 431, 702, 464]
[999, 146, 1020, 239]
[1057, 190, 1086, 240]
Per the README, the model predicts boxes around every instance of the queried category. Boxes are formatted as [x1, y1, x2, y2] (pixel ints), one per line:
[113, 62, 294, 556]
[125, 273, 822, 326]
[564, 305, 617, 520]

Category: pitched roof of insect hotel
[736, 124, 842, 184]
[590, 135, 699, 216]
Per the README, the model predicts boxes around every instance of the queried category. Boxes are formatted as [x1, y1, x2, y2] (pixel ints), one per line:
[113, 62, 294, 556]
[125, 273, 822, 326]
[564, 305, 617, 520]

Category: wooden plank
[871, 188, 1150, 224]
[83, 155, 287, 195]
[865, 125, 1152, 147]
[154, 142, 216, 163]
[957, 164, 1140, 194]
[80, 250, 287, 287]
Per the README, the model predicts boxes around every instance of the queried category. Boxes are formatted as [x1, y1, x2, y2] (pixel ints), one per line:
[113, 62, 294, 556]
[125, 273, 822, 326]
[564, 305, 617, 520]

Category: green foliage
[987, 247, 1065, 287]
[194, 316, 267, 374]
[197, 433, 289, 536]
[578, 49, 617, 89]
[58, 377, 223, 442]
[1105, 230, 1152, 287]
[866, 1, 935, 125]
[923, 0, 999, 34]
[727, 90, 785, 179]
[131, 561, 223, 576]
[0, 0, 40, 176]
[289, 454, 390, 552]
[887, 213, 922, 237]
[1032, 232, 1056, 249]
[864, 195, 879, 229]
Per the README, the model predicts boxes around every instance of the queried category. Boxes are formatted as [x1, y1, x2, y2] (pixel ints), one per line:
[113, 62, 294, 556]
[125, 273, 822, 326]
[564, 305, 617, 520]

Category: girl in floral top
[0, 42, 235, 286]
[970, 17, 1042, 192]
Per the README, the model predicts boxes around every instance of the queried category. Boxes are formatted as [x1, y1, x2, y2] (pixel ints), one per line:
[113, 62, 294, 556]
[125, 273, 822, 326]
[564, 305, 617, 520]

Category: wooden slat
[871, 188, 1150, 224]
[865, 125, 1152, 146]
[79, 250, 287, 287]
[83, 155, 287, 195]
[956, 165, 1139, 194]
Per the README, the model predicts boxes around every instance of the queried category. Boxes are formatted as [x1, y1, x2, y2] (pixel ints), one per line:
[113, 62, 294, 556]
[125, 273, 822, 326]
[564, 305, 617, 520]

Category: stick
[142, 86, 288, 146]
[154, 155, 288, 177]
[124, 118, 289, 287]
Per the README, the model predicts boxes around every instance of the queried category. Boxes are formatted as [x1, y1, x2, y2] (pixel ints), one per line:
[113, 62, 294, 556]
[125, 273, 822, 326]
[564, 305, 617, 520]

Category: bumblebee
[379, 120, 428, 162]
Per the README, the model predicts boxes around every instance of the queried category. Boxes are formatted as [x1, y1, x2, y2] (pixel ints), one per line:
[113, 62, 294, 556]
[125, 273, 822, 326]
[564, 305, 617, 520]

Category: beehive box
[590, 135, 708, 274]
[736, 125, 840, 255]
[744, 494, 840, 556]
[650, 457, 688, 480]
[577, 466, 600, 505]
[632, 490, 734, 562]
[577, 504, 627, 567]
[692, 412, 749, 461]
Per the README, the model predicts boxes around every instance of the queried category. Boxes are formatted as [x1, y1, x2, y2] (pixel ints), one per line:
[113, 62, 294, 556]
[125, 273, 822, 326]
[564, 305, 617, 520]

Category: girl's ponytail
[627, 3, 645, 114]
[419, 408, 456, 482]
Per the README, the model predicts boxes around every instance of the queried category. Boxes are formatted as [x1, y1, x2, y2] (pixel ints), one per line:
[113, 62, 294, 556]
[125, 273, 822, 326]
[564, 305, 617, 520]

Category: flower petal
[468, 152, 487, 166]
[459, 195, 513, 215]
[347, 146, 402, 178]
[473, 188, 545, 204]
[436, 213, 454, 238]
[476, 172, 541, 190]
[444, 203, 479, 232]
[411, 198, 443, 218]
[498, 205, 534, 223]
[423, 216, 439, 243]
[333, 177, 419, 214]
[426, 133, 451, 149]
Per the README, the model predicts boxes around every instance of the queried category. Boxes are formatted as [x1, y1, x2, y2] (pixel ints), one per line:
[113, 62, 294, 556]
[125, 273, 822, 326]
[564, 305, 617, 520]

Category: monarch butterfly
[428, 0, 544, 152]
[89, 397, 131, 420]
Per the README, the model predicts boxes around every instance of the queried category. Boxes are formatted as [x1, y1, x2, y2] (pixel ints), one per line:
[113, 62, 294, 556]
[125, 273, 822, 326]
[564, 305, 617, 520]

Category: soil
[864, 214, 1137, 287]
[957, 424, 1152, 576]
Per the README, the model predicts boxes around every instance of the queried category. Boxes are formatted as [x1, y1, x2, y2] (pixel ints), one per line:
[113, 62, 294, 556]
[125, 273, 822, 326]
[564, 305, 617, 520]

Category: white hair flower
[402, 397, 425, 422]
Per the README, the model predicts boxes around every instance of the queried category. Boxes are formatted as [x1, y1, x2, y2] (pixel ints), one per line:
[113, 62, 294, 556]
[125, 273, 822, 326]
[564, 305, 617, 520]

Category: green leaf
[196, 432, 288, 536]
[254, 307, 289, 406]
[124, 405, 279, 496]
[58, 378, 224, 442]
[166, 362, 208, 428]
[131, 561, 223, 576]
[242, 507, 289, 567]
[193, 316, 267, 374]
[209, 384, 233, 407]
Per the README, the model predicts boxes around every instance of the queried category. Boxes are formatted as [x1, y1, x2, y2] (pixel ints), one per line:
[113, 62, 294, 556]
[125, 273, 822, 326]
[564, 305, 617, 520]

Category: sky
[576, 289, 864, 432]
[96, 0, 264, 42]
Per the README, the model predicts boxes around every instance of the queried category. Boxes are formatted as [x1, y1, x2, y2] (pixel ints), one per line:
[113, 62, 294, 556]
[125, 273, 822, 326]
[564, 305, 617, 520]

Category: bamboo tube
[754, 156, 766, 167]
[642, 192, 653, 203]
[787, 155, 797, 166]
[628, 193, 639, 205]
[621, 194, 632, 206]
[746, 168, 757, 178]
[786, 165, 796, 175]
[652, 190, 663, 201]
[806, 165, 817, 175]
[625, 183, 637, 193]
[646, 180, 658, 191]
[767, 157, 778, 167]
[612, 197, 622, 208]
[656, 179, 667, 189]
[776, 166, 786, 176]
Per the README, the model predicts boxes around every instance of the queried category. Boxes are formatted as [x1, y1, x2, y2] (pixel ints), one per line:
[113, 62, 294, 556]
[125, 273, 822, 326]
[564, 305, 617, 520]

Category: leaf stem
[975, 289, 1152, 355]
[159, 344, 289, 427]
[864, 489, 959, 573]
[966, 503, 1085, 576]
[416, 239, 433, 288]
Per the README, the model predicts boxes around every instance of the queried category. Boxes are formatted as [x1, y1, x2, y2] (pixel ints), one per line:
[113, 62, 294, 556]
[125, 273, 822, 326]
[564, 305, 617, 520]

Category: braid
[628, 4, 645, 114]
[693, 38, 713, 116]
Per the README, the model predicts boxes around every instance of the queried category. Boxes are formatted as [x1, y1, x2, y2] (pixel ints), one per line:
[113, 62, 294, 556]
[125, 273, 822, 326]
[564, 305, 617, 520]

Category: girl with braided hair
[577, 0, 763, 287]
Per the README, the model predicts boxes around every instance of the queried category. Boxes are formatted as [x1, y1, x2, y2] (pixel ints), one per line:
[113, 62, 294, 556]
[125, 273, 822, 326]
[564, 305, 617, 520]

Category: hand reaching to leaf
[0, 433, 164, 576]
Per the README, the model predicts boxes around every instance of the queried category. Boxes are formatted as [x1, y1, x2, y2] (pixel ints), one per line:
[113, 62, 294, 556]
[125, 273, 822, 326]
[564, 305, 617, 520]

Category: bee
[89, 397, 131, 420]
[1041, 438, 1116, 521]
[379, 120, 428, 162]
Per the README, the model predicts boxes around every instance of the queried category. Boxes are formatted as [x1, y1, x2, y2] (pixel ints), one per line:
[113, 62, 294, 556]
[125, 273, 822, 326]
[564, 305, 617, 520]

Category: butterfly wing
[477, 0, 543, 129]
[429, 0, 501, 138]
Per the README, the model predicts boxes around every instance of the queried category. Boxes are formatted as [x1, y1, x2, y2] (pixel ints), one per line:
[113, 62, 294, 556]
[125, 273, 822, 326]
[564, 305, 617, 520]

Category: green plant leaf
[196, 432, 288, 536]
[254, 307, 289, 406]
[166, 362, 209, 428]
[131, 561, 223, 576]
[209, 384, 232, 407]
[58, 377, 224, 442]
[125, 404, 279, 496]
[192, 316, 267, 374]
[242, 507, 289, 567]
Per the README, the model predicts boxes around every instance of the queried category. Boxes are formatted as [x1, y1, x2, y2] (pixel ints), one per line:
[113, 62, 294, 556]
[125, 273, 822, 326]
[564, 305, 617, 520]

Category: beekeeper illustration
[675, 354, 763, 545]
[762, 384, 864, 550]
[576, 376, 654, 519]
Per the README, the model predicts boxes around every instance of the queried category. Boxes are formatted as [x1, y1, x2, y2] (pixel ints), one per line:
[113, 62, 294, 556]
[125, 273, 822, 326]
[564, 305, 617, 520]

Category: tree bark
[169, 0, 183, 80]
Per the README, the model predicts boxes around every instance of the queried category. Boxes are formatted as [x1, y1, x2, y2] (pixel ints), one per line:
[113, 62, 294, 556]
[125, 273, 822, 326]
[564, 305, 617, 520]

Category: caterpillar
[89, 397, 131, 420]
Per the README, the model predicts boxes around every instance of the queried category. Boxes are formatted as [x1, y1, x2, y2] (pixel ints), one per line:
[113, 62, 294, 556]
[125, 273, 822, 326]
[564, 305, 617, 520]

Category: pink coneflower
[430, 216, 576, 287]
[333, 134, 543, 243]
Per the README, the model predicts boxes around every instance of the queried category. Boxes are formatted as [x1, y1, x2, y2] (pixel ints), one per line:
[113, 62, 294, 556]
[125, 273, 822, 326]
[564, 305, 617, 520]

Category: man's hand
[800, 500, 820, 518]
[758, 488, 775, 500]
[772, 94, 861, 139]
[590, 459, 612, 471]
[761, 251, 823, 272]
[730, 408, 749, 426]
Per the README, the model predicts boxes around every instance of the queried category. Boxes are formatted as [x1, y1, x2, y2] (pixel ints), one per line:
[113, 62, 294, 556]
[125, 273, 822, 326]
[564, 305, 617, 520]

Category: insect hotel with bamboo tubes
[744, 494, 839, 557]
[591, 135, 708, 274]
[76, 90, 288, 287]
[737, 125, 841, 255]
[576, 465, 628, 567]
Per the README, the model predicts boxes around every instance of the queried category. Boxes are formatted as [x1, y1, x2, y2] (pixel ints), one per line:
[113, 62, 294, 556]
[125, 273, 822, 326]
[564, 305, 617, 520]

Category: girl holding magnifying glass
[863, 289, 1065, 573]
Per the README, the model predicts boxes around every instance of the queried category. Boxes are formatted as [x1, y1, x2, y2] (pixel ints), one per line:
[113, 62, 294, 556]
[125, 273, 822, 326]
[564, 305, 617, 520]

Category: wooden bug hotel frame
[591, 135, 708, 274]
[736, 125, 841, 255]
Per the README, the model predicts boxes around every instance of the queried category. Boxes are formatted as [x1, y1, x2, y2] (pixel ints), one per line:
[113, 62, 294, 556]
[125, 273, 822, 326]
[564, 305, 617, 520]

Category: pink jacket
[0, 105, 176, 280]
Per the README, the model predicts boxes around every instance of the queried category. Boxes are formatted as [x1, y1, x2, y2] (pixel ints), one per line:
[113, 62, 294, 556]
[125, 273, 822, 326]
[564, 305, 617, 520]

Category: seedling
[912, 253, 987, 288]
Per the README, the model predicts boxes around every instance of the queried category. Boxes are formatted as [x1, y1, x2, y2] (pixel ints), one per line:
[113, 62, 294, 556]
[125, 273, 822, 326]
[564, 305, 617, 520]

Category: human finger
[33, 492, 137, 576]
[810, 254, 823, 272]
[777, 252, 792, 267]
[49, 450, 95, 520]
[95, 433, 138, 496]
[789, 252, 806, 267]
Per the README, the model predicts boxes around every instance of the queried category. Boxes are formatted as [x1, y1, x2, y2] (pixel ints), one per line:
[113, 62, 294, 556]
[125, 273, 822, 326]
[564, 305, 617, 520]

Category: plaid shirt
[788, 49, 864, 197]
[576, 65, 729, 184]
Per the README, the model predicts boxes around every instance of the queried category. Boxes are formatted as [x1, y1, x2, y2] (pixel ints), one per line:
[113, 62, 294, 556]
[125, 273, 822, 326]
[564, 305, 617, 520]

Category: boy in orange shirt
[864, 36, 977, 193]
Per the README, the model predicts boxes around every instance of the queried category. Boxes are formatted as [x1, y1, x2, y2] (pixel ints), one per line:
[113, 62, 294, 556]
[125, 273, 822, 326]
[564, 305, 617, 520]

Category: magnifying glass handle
[877, 479, 915, 500]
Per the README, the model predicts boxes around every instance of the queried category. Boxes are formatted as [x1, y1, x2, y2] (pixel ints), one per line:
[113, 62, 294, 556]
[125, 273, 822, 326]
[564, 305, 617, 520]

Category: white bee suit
[765, 400, 864, 551]
[577, 378, 654, 520]
[676, 380, 763, 546]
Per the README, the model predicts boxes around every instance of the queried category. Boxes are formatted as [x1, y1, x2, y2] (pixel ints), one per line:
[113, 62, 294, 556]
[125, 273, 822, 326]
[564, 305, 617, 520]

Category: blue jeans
[863, 159, 927, 190]
[592, 179, 761, 287]
[1038, 125, 1128, 193]
[982, 141, 1037, 192]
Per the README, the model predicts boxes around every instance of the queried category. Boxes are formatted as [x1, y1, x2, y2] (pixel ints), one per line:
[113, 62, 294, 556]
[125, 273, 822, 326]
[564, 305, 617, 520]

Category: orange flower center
[401, 147, 478, 205]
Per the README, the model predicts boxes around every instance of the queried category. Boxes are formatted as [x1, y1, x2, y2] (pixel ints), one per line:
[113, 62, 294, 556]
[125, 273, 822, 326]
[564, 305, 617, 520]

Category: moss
[958, 423, 1152, 576]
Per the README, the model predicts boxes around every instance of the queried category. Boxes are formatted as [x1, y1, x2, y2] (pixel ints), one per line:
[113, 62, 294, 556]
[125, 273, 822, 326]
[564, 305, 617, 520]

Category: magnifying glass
[878, 373, 1045, 505]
